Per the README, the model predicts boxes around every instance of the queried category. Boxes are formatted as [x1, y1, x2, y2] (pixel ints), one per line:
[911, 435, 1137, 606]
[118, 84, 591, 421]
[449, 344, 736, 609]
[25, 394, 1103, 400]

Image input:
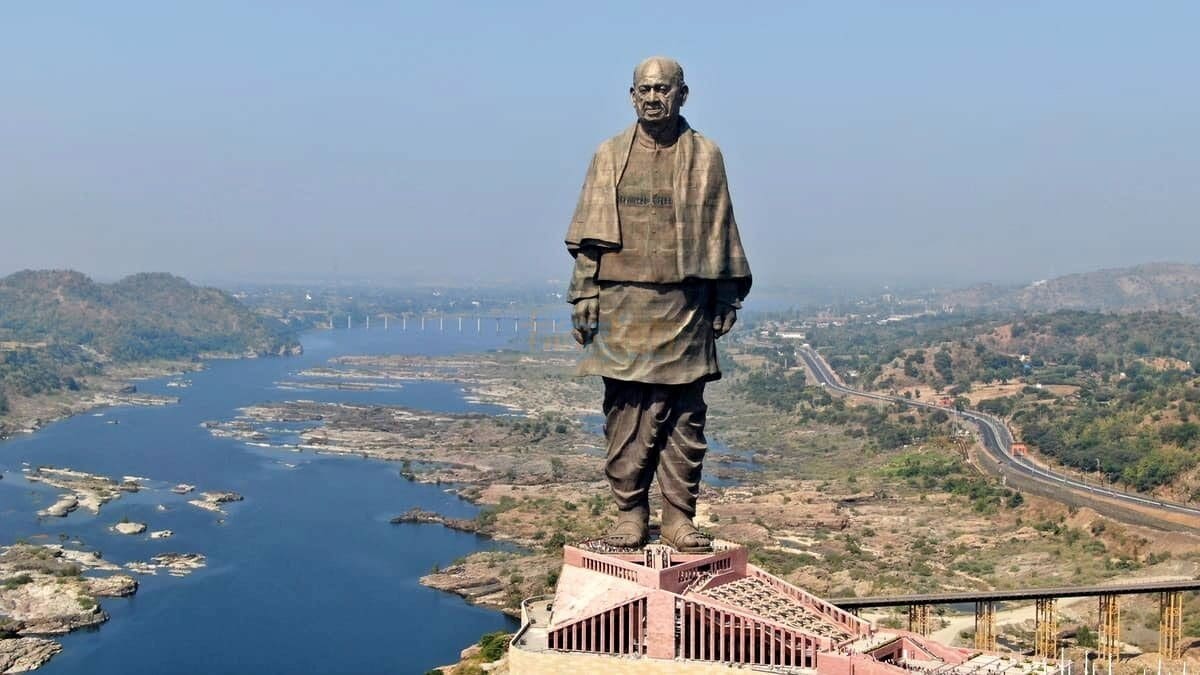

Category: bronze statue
[565, 57, 752, 552]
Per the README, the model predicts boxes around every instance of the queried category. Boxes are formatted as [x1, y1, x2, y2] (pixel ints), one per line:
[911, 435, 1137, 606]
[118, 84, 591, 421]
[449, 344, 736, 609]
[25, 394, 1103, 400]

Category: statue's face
[630, 61, 687, 124]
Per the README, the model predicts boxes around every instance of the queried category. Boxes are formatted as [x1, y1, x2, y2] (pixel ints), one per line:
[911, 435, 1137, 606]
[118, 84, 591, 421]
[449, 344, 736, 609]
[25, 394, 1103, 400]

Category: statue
[564, 57, 752, 552]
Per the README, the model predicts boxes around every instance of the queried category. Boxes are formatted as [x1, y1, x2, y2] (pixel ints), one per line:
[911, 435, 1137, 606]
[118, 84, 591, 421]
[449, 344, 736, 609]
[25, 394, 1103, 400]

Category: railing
[676, 595, 825, 668]
[579, 554, 640, 583]
[510, 594, 551, 650]
[659, 550, 736, 592]
[547, 595, 649, 657]
[750, 567, 873, 637]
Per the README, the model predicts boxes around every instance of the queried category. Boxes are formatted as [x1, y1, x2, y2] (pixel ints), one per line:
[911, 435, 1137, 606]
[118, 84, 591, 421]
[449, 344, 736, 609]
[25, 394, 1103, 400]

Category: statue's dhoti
[602, 377, 707, 524]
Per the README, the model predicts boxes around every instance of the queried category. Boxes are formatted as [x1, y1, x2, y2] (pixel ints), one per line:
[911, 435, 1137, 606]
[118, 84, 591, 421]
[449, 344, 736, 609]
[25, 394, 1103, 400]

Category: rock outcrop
[0, 637, 63, 673]
[112, 522, 146, 535]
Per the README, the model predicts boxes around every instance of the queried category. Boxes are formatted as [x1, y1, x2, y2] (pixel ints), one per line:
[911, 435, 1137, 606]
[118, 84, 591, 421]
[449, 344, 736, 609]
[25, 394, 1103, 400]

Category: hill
[943, 262, 1200, 314]
[0, 270, 297, 360]
[805, 310, 1200, 500]
[0, 270, 299, 428]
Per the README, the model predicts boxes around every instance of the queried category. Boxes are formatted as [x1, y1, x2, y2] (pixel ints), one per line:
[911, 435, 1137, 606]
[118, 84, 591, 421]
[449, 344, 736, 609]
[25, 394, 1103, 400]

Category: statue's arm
[568, 248, 601, 345]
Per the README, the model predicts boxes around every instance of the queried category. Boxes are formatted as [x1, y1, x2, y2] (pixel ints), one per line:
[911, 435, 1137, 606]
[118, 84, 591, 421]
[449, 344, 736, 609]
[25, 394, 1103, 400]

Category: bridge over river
[831, 579, 1200, 661]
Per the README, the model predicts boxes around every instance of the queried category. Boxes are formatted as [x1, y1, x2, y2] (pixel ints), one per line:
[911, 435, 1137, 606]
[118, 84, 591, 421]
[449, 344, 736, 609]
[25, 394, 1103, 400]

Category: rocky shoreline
[0, 544, 139, 671]
[205, 398, 601, 490]
[0, 358, 192, 441]
[390, 507, 478, 533]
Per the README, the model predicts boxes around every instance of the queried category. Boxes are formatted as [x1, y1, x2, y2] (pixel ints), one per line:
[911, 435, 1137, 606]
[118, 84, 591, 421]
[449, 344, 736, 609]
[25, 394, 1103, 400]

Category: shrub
[478, 631, 511, 661]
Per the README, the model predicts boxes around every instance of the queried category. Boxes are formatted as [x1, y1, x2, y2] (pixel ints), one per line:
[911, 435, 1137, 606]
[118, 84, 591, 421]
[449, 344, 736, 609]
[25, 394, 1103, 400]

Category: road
[795, 346, 1200, 533]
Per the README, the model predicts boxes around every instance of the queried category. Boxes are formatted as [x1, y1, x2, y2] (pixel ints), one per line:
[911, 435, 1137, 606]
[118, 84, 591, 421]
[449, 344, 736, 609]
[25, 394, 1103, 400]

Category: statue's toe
[661, 520, 712, 553]
[602, 516, 648, 549]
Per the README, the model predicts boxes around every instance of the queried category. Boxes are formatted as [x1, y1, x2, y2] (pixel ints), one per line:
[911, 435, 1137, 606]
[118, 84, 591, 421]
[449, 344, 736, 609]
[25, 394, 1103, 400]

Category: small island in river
[0, 545, 137, 672]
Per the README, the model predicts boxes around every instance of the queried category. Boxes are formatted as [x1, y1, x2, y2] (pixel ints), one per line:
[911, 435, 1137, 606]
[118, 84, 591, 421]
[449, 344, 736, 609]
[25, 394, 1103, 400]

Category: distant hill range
[943, 262, 1200, 315]
[0, 270, 298, 360]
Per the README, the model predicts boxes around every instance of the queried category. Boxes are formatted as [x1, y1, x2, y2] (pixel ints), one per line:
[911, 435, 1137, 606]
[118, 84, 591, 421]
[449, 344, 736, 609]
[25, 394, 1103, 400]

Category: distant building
[510, 542, 1059, 674]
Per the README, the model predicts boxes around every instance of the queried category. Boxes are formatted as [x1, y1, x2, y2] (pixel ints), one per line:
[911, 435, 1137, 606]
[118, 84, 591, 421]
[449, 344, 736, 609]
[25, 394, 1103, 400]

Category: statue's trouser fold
[602, 378, 707, 522]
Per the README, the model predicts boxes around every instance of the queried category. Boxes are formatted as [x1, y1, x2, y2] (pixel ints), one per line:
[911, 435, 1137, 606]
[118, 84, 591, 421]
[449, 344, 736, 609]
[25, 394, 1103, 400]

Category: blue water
[0, 327, 538, 675]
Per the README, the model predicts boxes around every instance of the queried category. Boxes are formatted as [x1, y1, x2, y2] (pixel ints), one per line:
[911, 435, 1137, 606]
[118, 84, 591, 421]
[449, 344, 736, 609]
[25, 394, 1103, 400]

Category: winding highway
[795, 345, 1200, 531]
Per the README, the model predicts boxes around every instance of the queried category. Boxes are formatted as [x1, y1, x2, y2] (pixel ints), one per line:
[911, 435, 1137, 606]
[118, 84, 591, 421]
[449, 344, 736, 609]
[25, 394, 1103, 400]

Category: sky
[1, 2, 1197, 290]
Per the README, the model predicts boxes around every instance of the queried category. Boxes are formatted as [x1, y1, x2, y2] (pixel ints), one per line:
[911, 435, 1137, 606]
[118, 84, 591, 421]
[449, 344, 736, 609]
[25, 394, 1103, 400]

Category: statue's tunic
[566, 119, 752, 385]
[579, 137, 718, 383]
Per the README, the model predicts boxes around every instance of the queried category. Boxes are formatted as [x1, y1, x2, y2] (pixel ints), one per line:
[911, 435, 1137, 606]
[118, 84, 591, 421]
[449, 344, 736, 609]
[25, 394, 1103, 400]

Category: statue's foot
[602, 512, 649, 549]
[660, 518, 712, 553]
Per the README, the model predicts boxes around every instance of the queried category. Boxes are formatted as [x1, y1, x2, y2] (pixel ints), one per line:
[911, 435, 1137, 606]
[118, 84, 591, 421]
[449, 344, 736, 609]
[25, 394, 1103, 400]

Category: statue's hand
[713, 306, 737, 339]
[572, 297, 599, 345]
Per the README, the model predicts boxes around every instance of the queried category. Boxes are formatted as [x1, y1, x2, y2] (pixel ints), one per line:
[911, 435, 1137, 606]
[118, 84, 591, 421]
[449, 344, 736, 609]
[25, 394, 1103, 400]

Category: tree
[1075, 625, 1098, 648]
[934, 350, 954, 385]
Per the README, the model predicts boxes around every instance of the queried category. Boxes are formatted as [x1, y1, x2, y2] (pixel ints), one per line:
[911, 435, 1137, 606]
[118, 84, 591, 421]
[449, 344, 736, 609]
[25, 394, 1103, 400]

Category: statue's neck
[636, 118, 682, 149]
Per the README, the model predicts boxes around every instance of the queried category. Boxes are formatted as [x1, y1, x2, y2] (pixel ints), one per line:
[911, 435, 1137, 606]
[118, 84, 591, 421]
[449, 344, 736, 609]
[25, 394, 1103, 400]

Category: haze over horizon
[2, 3, 1196, 289]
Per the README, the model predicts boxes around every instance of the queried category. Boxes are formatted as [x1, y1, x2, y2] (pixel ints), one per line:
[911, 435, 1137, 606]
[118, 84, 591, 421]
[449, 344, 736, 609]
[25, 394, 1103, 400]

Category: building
[510, 541, 1060, 674]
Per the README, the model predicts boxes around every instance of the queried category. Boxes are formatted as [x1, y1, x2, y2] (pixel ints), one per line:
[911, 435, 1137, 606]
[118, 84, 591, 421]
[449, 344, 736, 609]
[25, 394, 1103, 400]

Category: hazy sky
[2, 2, 1196, 289]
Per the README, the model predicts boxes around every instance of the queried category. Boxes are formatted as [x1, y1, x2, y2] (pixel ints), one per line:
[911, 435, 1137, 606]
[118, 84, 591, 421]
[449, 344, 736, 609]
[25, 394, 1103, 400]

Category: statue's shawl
[565, 118, 752, 297]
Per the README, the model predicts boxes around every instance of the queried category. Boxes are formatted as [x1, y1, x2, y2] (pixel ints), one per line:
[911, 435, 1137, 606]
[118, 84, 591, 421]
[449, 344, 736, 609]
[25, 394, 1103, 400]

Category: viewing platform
[510, 541, 1061, 674]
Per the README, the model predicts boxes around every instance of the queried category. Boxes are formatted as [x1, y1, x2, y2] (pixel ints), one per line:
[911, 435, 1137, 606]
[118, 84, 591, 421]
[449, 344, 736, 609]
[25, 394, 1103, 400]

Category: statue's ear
[679, 84, 689, 108]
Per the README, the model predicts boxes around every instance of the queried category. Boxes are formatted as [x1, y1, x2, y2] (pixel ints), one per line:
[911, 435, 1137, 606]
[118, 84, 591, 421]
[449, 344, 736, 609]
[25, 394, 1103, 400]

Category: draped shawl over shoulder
[564, 119, 752, 299]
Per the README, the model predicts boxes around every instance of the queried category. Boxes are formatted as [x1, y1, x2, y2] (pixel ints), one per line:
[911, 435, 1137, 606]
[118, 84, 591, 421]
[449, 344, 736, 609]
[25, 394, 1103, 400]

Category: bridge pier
[1158, 591, 1183, 660]
[1035, 597, 1058, 659]
[907, 604, 934, 636]
[974, 600, 996, 651]
[1098, 594, 1120, 662]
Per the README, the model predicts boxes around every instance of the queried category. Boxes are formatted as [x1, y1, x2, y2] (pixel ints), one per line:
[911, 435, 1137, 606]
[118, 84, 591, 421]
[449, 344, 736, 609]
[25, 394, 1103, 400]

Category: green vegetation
[0, 543, 82, 577]
[0, 270, 298, 418]
[798, 310, 1200, 491]
[1074, 625, 1098, 648]
[477, 631, 510, 661]
[888, 450, 1023, 513]
[735, 368, 808, 411]
[2, 573, 33, 590]
[0, 271, 295, 359]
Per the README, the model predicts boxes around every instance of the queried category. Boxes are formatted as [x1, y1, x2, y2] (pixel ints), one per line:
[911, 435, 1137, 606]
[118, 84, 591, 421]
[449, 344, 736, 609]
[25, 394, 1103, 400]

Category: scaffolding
[1035, 597, 1058, 659]
[1158, 591, 1183, 660]
[974, 601, 996, 651]
[908, 604, 934, 637]
[1098, 594, 1120, 662]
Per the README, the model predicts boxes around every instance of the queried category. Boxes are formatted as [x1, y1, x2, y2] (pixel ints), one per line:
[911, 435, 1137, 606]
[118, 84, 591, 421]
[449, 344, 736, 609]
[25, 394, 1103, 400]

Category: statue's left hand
[713, 306, 737, 338]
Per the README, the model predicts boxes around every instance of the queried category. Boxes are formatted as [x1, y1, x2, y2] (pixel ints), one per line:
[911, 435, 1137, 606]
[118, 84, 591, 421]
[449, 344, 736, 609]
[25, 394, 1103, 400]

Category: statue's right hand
[572, 297, 599, 345]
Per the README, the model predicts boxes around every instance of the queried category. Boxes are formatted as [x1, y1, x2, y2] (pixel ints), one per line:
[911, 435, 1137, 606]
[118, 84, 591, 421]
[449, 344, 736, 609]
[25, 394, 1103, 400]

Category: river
[0, 327, 527, 674]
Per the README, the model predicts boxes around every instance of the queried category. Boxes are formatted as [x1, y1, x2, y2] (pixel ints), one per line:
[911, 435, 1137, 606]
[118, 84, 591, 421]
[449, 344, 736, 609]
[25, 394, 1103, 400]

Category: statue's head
[630, 56, 688, 125]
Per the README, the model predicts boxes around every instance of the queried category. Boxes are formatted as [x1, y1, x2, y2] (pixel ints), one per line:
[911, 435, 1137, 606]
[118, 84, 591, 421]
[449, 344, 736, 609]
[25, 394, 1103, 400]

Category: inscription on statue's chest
[617, 192, 673, 208]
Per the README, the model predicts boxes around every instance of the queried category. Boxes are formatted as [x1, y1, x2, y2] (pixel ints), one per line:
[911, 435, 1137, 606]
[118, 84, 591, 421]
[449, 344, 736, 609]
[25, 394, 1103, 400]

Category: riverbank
[0, 328, 519, 674]
[0, 544, 138, 671]
[292, 348, 1200, 659]
[0, 359, 196, 441]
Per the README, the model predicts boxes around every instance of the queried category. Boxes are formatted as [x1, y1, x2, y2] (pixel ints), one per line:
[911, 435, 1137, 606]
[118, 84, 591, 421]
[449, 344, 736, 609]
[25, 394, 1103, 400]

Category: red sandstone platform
[511, 541, 1062, 674]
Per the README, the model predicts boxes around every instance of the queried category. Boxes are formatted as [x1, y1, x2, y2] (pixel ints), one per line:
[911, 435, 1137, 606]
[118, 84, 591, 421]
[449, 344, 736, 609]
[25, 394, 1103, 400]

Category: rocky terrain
[26, 467, 140, 515]
[207, 396, 601, 490]
[0, 544, 138, 672]
[334, 350, 1200, 661]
